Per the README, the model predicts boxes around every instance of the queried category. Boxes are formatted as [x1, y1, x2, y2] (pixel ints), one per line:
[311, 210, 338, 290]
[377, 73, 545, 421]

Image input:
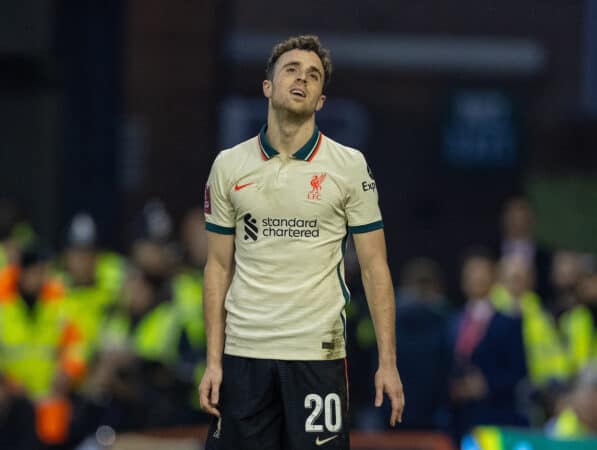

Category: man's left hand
[374, 366, 405, 427]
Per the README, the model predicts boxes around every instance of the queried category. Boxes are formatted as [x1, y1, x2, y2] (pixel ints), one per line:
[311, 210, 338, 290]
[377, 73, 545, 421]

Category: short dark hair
[460, 246, 495, 269]
[265, 35, 332, 89]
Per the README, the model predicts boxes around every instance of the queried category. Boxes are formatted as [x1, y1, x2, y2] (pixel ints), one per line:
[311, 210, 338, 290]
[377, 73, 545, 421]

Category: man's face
[499, 254, 534, 298]
[131, 241, 171, 278]
[19, 262, 47, 296]
[502, 198, 533, 239]
[263, 49, 326, 118]
[461, 258, 495, 300]
[552, 251, 585, 290]
[65, 247, 96, 285]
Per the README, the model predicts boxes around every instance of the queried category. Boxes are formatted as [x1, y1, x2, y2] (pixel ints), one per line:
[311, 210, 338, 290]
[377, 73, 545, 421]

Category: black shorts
[205, 354, 350, 450]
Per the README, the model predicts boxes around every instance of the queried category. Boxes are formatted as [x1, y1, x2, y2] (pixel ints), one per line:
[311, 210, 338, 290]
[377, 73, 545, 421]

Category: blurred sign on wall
[441, 90, 519, 169]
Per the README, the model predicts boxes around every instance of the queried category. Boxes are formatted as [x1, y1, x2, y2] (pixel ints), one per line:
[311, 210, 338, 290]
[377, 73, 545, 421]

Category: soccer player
[199, 35, 404, 450]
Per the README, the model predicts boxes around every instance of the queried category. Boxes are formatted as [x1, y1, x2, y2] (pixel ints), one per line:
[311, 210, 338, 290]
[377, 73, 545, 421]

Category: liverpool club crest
[307, 173, 326, 200]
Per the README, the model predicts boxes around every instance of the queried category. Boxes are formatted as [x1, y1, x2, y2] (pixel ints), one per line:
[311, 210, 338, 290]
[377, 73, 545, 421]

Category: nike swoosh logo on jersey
[234, 182, 254, 191]
[315, 435, 338, 446]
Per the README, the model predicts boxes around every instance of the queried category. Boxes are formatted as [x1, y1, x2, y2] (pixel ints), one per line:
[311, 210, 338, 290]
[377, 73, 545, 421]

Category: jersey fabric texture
[205, 125, 382, 360]
[205, 355, 350, 450]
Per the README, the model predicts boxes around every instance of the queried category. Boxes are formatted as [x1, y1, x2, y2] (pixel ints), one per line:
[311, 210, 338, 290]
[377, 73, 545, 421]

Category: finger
[390, 401, 398, 427]
[207, 403, 221, 417]
[210, 379, 221, 407]
[199, 383, 210, 411]
[389, 392, 399, 426]
[374, 382, 383, 407]
[199, 384, 221, 417]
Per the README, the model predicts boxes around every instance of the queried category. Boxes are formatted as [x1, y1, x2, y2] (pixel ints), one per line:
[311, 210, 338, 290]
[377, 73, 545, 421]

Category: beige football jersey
[204, 125, 382, 360]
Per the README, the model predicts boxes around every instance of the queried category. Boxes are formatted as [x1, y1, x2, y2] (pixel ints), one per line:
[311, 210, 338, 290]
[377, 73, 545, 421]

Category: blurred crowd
[0, 195, 596, 449]
[0, 199, 208, 449]
[346, 196, 597, 444]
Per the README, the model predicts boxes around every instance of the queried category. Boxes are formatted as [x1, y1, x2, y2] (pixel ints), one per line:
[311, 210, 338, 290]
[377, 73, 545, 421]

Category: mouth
[290, 88, 306, 98]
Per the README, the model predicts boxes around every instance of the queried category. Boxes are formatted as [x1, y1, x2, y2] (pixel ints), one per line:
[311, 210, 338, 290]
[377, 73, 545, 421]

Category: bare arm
[198, 231, 235, 417]
[353, 229, 405, 425]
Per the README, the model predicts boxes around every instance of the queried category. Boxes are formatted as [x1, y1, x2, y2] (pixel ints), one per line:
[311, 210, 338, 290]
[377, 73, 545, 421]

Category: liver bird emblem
[308, 173, 327, 200]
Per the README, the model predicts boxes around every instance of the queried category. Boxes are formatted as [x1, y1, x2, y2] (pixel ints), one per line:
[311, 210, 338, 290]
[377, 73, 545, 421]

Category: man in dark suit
[498, 196, 553, 302]
[448, 250, 528, 440]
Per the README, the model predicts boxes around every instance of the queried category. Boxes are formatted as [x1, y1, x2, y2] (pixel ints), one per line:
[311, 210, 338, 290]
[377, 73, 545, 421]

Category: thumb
[374, 381, 383, 407]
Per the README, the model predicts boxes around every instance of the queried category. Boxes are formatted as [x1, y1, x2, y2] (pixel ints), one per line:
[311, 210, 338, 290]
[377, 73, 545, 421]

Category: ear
[263, 79, 272, 99]
[315, 94, 326, 112]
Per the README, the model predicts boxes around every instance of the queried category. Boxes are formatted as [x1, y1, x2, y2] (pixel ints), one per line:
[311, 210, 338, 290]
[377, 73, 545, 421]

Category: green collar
[258, 125, 322, 161]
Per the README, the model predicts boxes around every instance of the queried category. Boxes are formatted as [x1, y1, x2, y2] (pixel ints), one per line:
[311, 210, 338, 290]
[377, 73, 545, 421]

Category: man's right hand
[198, 365, 223, 417]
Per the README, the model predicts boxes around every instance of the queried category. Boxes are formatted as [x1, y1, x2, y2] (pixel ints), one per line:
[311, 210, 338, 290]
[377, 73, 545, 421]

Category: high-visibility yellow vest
[62, 285, 114, 360]
[100, 302, 180, 364]
[53, 251, 126, 306]
[95, 251, 126, 300]
[560, 305, 597, 374]
[471, 426, 503, 450]
[173, 270, 205, 350]
[492, 285, 571, 386]
[550, 408, 588, 439]
[0, 273, 84, 399]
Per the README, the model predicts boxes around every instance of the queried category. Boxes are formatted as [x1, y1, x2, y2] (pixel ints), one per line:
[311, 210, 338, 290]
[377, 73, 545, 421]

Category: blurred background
[1, 0, 597, 449]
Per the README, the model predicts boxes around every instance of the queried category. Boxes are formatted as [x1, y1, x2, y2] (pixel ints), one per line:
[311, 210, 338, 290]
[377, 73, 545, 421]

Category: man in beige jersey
[199, 35, 404, 450]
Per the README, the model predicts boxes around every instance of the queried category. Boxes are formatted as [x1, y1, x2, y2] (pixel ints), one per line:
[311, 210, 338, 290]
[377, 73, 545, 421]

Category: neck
[266, 107, 316, 156]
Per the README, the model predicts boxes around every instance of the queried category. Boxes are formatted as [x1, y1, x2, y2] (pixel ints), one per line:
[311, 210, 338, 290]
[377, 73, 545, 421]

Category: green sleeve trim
[206, 222, 235, 235]
[348, 220, 384, 234]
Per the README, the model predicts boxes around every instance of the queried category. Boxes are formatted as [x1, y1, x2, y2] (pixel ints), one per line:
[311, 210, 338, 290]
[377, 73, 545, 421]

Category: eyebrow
[281, 61, 323, 78]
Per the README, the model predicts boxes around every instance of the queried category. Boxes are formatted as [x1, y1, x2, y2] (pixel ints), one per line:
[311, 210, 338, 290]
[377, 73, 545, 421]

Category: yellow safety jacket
[95, 251, 126, 300]
[560, 305, 597, 374]
[172, 270, 210, 410]
[100, 302, 181, 364]
[0, 268, 85, 399]
[471, 426, 503, 450]
[492, 285, 570, 386]
[62, 285, 115, 360]
[550, 408, 588, 439]
[173, 270, 205, 350]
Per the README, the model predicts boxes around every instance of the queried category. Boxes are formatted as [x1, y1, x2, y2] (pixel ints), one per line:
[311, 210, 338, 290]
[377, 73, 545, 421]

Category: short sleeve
[204, 153, 236, 234]
[345, 153, 383, 234]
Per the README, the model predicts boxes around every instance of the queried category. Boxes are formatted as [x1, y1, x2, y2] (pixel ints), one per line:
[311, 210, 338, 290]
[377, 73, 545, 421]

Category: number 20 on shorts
[304, 393, 342, 433]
